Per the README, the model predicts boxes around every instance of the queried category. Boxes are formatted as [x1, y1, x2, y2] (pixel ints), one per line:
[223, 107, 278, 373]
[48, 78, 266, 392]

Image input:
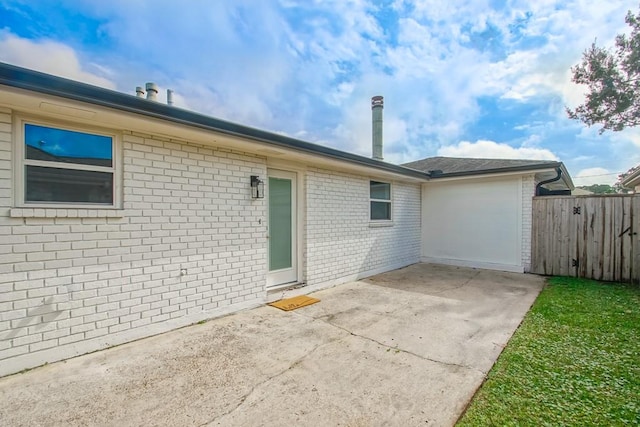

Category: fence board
[618, 197, 632, 282]
[633, 196, 640, 284]
[532, 194, 639, 283]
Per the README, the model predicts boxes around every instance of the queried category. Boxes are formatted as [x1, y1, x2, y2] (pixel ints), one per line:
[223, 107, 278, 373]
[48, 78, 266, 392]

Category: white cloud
[609, 127, 640, 149]
[0, 32, 116, 89]
[493, 1, 629, 109]
[437, 140, 559, 160]
[1, 0, 634, 178]
[573, 167, 617, 186]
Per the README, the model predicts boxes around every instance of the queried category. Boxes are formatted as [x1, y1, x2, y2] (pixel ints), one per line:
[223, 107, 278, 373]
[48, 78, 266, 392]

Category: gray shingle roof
[402, 156, 561, 177]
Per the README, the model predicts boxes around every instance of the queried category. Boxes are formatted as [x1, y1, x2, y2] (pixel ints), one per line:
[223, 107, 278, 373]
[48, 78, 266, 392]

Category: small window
[20, 122, 116, 206]
[370, 180, 391, 221]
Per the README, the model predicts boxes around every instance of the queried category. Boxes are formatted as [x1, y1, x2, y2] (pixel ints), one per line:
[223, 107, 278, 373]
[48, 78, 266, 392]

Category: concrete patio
[0, 263, 545, 426]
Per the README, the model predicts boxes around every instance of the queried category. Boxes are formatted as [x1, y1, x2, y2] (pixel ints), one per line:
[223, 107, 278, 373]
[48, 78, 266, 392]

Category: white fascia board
[423, 169, 539, 184]
[621, 167, 640, 189]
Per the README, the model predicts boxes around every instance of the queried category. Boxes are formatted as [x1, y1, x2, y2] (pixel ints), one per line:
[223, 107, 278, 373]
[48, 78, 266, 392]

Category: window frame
[369, 180, 393, 222]
[14, 116, 121, 209]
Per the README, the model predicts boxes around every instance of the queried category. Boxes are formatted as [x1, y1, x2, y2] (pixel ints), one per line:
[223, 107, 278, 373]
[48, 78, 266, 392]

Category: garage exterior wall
[305, 168, 421, 287]
[421, 174, 531, 273]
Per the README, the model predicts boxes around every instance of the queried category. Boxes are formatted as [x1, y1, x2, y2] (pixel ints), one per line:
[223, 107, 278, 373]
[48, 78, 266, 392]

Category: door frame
[266, 168, 302, 288]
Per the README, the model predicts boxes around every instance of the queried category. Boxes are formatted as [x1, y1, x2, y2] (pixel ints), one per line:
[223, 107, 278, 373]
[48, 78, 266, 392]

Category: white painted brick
[59, 333, 85, 345]
[71, 306, 96, 318]
[0, 345, 29, 360]
[13, 298, 47, 310]
[71, 323, 95, 334]
[0, 127, 415, 377]
[0, 291, 27, 303]
[56, 316, 83, 329]
[30, 339, 59, 352]
[521, 175, 535, 272]
[109, 323, 130, 334]
[28, 270, 58, 281]
[85, 327, 109, 339]
[26, 234, 56, 243]
[43, 328, 71, 341]
[27, 252, 57, 262]
[305, 168, 421, 286]
[0, 235, 26, 244]
[44, 259, 73, 269]
[12, 333, 42, 347]
[0, 272, 27, 284]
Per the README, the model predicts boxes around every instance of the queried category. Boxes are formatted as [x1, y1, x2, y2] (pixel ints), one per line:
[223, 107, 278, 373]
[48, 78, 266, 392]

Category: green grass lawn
[457, 277, 640, 426]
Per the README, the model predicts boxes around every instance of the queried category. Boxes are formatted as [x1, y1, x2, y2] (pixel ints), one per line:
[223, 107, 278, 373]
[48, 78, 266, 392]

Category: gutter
[535, 167, 562, 196]
[415, 162, 564, 178]
[406, 161, 574, 191]
[0, 62, 429, 181]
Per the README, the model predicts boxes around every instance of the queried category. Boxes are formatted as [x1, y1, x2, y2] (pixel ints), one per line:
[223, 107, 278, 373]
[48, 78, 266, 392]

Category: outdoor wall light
[250, 175, 264, 199]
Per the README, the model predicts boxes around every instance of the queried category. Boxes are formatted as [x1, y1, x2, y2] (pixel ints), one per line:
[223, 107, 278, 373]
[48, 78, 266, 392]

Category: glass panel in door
[269, 177, 292, 271]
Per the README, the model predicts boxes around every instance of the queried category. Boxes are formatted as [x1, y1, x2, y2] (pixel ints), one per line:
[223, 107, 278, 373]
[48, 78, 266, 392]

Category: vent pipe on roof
[167, 89, 174, 106]
[371, 95, 384, 161]
[145, 82, 158, 101]
[135, 86, 145, 98]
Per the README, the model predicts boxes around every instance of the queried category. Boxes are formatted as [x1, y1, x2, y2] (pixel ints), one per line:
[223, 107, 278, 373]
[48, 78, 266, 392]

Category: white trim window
[16, 119, 118, 207]
[370, 180, 392, 221]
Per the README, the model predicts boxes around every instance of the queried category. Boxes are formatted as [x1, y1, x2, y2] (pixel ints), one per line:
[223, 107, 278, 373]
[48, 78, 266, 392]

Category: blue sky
[1, 0, 638, 186]
[25, 124, 112, 162]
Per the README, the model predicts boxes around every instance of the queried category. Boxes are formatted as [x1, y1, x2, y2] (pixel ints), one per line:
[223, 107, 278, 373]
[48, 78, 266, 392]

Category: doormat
[268, 295, 320, 311]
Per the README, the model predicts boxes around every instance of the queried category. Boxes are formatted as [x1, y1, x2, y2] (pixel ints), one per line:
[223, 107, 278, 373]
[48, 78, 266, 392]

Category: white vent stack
[371, 95, 384, 161]
[145, 82, 158, 101]
[135, 84, 175, 106]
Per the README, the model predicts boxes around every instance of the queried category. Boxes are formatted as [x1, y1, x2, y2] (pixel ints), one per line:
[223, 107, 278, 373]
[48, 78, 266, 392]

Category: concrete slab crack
[427, 270, 482, 296]
[295, 311, 480, 374]
[200, 336, 344, 426]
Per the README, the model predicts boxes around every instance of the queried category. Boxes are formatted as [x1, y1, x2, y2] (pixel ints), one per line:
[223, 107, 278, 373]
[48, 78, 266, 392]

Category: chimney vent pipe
[135, 86, 145, 98]
[371, 95, 384, 161]
[167, 89, 174, 106]
[145, 82, 158, 101]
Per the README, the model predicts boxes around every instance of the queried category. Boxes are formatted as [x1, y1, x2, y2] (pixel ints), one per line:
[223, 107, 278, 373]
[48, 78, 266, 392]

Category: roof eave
[558, 163, 575, 190]
[426, 162, 563, 179]
[0, 62, 429, 181]
[621, 168, 640, 188]
[416, 162, 574, 190]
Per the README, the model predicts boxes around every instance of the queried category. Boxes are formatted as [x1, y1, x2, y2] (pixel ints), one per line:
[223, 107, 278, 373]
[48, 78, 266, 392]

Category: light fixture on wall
[250, 175, 264, 199]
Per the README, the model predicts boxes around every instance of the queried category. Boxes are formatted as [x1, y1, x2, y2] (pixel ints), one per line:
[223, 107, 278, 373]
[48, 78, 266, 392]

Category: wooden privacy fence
[531, 195, 640, 284]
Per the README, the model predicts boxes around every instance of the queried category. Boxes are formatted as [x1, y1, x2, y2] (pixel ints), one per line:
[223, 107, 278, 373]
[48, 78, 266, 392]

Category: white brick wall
[0, 108, 424, 376]
[0, 108, 12, 217]
[0, 114, 268, 376]
[521, 174, 535, 272]
[305, 168, 421, 286]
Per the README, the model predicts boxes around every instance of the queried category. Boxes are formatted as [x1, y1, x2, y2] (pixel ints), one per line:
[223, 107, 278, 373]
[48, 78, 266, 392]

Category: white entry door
[267, 169, 298, 287]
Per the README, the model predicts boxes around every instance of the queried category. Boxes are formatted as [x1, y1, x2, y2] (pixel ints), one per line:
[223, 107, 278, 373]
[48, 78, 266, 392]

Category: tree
[578, 184, 617, 194]
[567, 7, 640, 133]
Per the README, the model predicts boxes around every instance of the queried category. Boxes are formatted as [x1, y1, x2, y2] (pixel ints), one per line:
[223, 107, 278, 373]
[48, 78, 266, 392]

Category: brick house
[0, 63, 572, 376]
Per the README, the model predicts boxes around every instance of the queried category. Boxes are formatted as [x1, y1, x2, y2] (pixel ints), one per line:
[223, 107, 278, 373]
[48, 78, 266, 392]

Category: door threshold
[266, 282, 307, 301]
[267, 281, 306, 292]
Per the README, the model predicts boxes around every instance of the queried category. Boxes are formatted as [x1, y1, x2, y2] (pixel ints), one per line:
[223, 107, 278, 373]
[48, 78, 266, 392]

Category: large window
[370, 180, 392, 221]
[19, 121, 117, 206]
